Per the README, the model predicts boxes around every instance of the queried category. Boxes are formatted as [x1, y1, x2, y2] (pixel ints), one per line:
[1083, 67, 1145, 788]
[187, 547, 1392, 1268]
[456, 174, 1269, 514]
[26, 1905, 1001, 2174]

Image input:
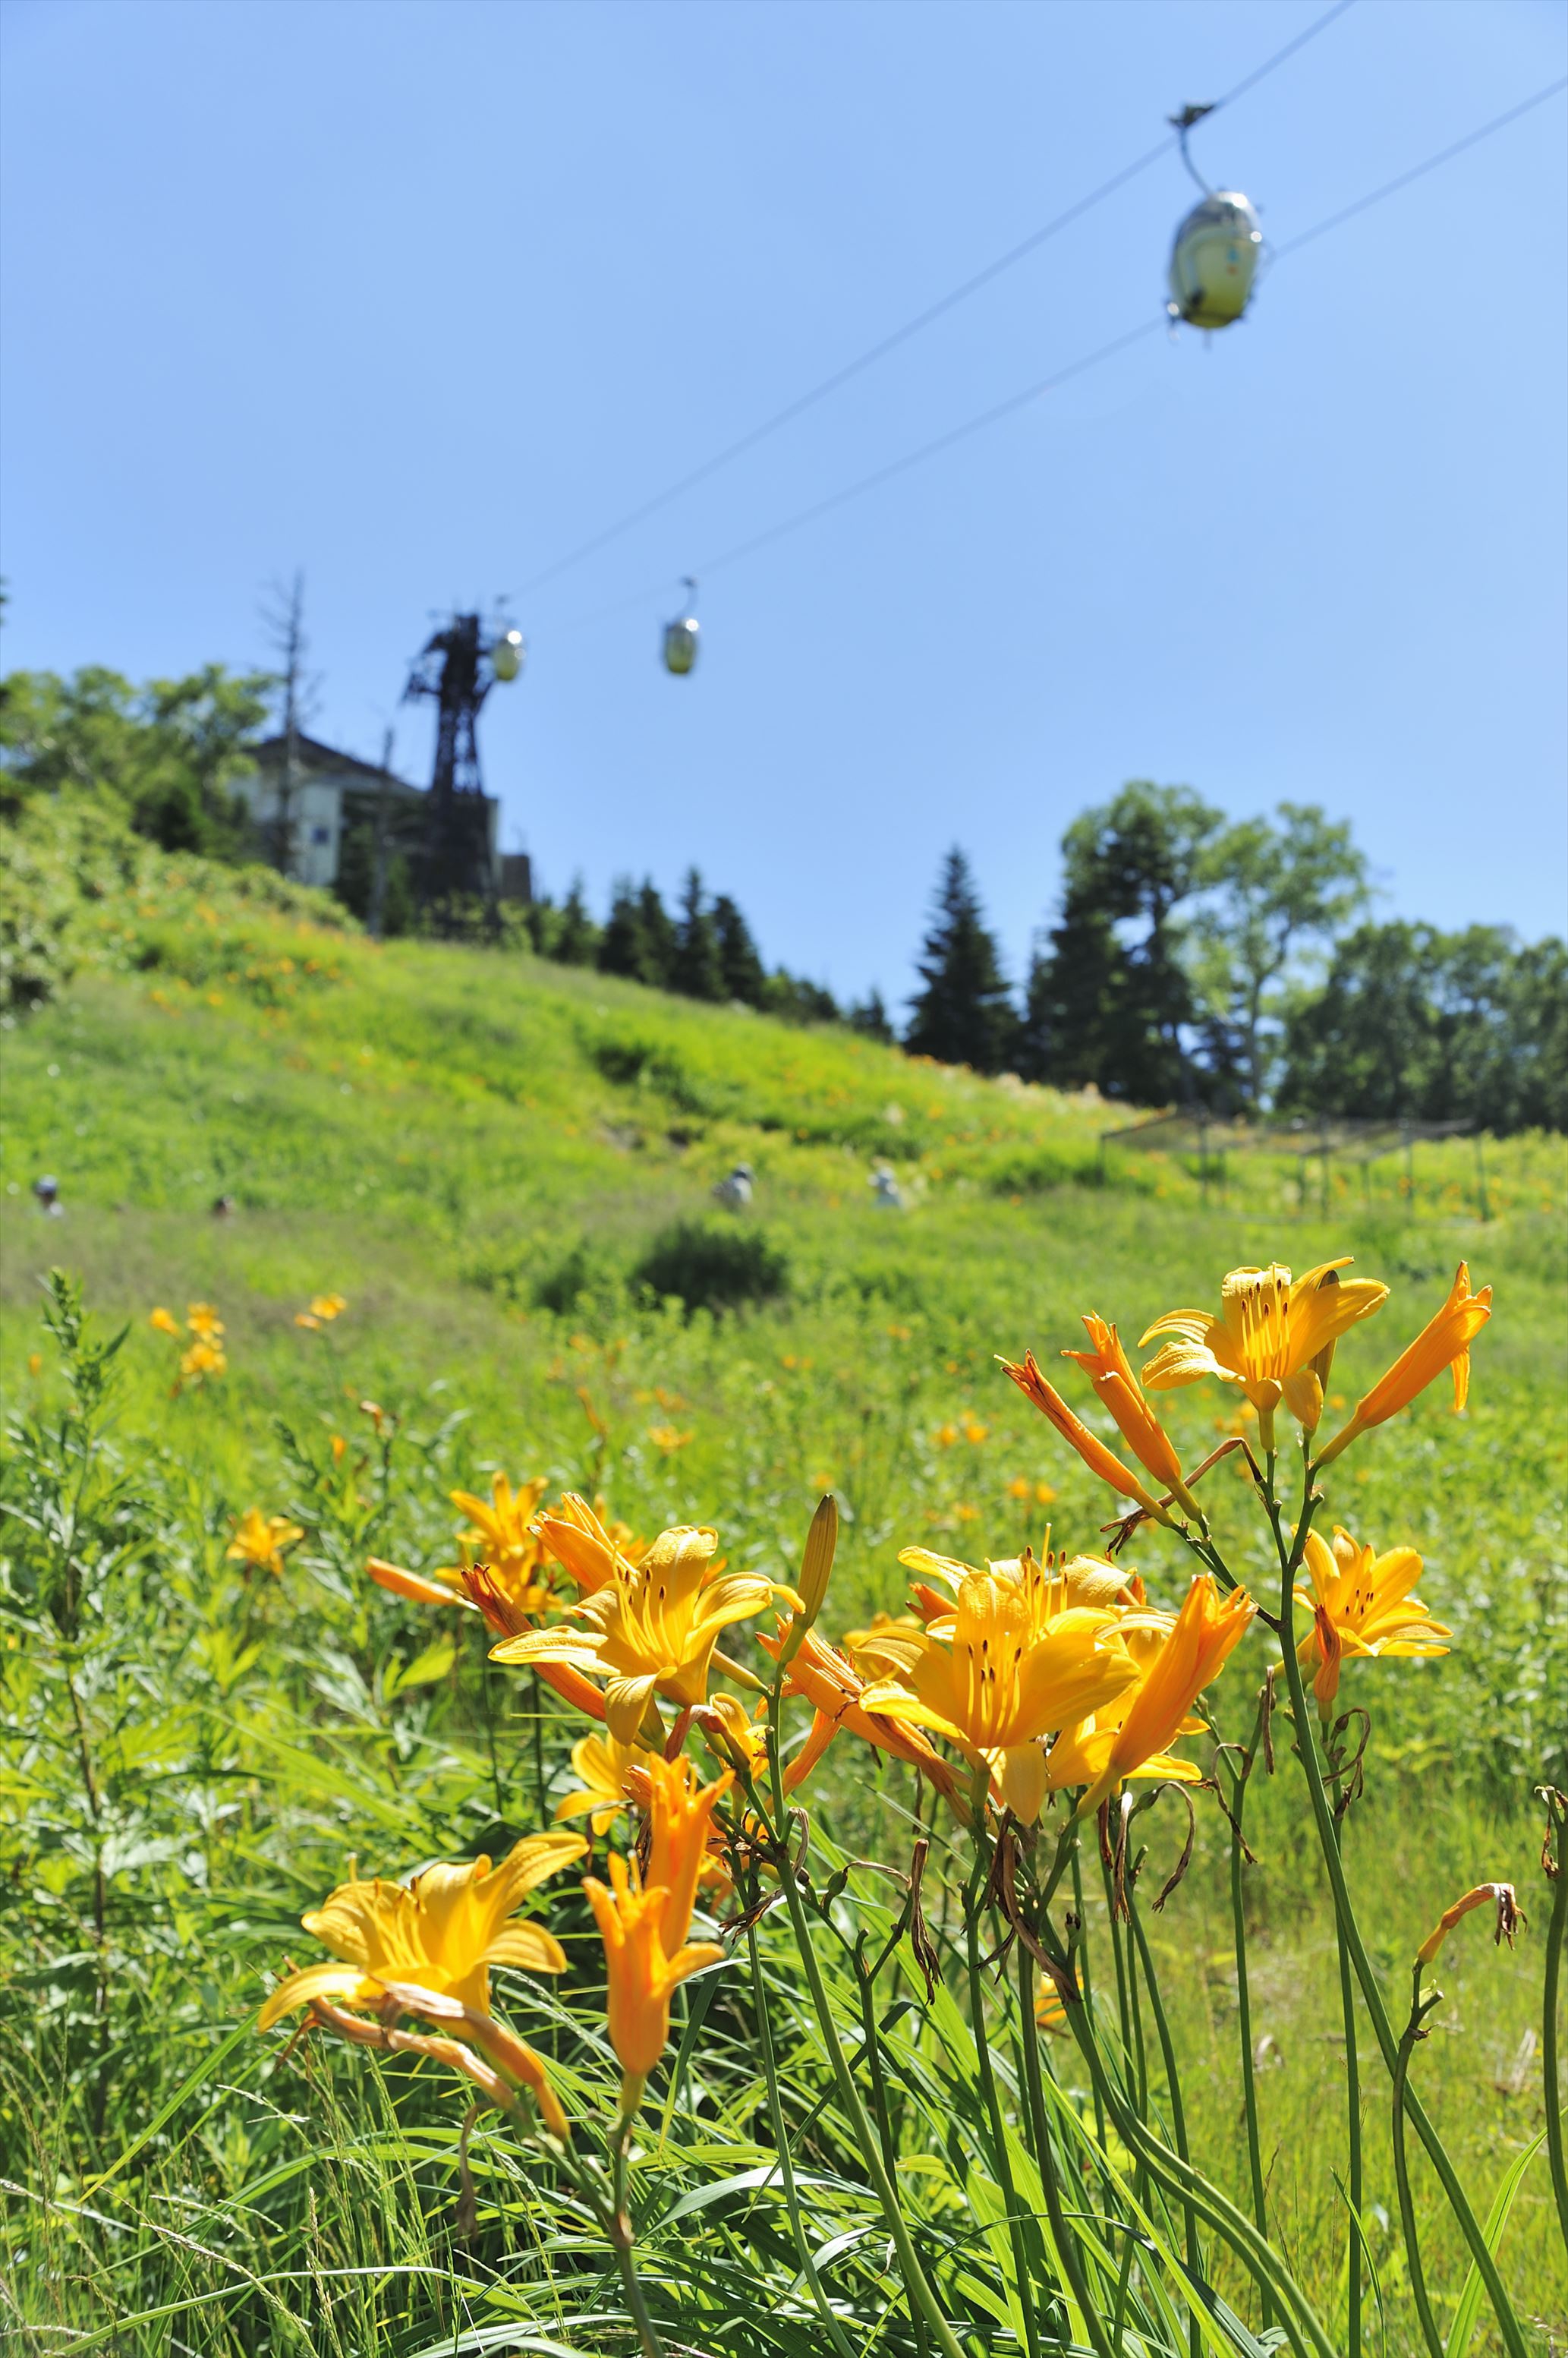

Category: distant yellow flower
[178, 1339, 227, 1385]
[150, 1307, 182, 1338]
[257, 1833, 584, 2029]
[27, 1353, 43, 1379]
[1052, 1574, 1255, 1815]
[553, 1731, 650, 1834]
[961, 1417, 988, 1445]
[583, 1852, 726, 2089]
[648, 1424, 694, 1452]
[493, 1522, 784, 1744]
[310, 1294, 348, 1321]
[294, 1313, 321, 1332]
[1294, 1524, 1451, 1714]
[934, 1422, 959, 1449]
[1000, 1353, 1175, 1521]
[227, 1507, 304, 1578]
[450, 1470, 551, 1603]
[186, 1302, 225, 1341]
[1315, 1265, 1491, 1467]
[1140, 1260, 1388, 1432]
[859, 1549, 1141, 1823]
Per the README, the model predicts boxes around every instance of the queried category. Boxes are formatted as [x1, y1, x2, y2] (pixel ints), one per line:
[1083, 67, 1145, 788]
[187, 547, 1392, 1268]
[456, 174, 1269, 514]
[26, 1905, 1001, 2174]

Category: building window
[310, 824, 332, 846]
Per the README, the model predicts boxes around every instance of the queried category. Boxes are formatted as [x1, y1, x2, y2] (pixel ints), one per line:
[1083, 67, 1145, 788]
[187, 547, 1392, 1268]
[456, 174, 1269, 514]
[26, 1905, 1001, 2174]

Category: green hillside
[3, 802, 1566, 2348]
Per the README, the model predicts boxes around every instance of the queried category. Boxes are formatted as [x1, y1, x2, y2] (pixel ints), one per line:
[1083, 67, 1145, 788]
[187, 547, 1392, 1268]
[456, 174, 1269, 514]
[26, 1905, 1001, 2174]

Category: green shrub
[631, 1218, 789, 1316]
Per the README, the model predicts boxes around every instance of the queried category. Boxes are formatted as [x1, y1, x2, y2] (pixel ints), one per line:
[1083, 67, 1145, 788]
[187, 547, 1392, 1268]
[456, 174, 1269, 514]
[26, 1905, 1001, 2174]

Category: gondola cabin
[1167, 191, 1261, 329]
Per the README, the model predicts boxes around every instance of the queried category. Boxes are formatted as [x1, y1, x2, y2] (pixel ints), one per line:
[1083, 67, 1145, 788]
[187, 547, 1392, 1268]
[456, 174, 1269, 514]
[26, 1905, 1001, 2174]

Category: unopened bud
[777, 1494, 837, 1668]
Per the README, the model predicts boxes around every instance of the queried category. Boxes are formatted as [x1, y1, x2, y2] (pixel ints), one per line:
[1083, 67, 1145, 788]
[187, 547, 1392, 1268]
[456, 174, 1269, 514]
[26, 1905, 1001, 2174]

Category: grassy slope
[2, 823, 1566, 2343]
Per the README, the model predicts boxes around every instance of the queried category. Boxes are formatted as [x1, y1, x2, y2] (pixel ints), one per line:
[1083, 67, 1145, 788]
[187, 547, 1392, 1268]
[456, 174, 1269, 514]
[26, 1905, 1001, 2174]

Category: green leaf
[1445, 2128, 1546, 2358]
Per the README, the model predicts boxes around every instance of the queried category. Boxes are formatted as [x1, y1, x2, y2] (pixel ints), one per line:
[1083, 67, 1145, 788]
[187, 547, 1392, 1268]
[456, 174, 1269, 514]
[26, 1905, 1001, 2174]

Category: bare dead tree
[259, 570, 316, 875]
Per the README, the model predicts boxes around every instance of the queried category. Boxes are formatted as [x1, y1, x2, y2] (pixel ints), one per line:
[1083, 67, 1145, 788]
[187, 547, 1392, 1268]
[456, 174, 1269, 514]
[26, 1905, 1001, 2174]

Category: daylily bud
[777, 1493, 838, 1666]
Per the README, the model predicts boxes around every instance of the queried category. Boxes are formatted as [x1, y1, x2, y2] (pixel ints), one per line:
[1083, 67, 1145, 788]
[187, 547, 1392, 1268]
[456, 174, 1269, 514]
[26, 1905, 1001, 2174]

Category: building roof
[251, 733, 419, 792]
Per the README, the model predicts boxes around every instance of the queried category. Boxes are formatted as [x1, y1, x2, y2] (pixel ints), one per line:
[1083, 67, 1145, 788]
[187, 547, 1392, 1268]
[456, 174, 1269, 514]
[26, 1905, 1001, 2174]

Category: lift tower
[402, 610, 522, 924]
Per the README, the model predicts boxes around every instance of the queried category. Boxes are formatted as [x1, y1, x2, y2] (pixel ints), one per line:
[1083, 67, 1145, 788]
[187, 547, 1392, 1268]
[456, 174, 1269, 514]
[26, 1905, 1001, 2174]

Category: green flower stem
[608, 2104, 669, 2358]
[1069, 1843, 1108, 2154]
[773, 1853, 968, 2358]
[764, 1664, 968, 2358]
[1542, 1790, 1568, 2261]
[1221, 1730, 1270, 2286]
[1050, 1927, 1335, 2358]
[1015, 1945, 1117, 2358]
[746, 1921, 861, 2358]
[1332, 1816, 1363, 2358]
[964, 1868, 1042, 2358]
[1391, 1967, 1447, 2358]
[1126, 1893, 1201, 2350]
[1270, 1454, 1529, 2358]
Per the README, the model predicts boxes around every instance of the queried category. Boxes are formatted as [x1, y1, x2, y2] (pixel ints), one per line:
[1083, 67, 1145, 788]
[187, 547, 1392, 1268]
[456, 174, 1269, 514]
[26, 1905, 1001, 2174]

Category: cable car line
[515, 0, 1358, 603]
[1270, 72, 1566, 260]
[556, 67, 1566, 642]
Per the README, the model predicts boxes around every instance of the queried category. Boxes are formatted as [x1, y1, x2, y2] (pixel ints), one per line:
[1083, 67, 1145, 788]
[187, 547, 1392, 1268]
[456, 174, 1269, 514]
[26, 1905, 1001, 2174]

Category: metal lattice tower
[402, 610, 509, 919]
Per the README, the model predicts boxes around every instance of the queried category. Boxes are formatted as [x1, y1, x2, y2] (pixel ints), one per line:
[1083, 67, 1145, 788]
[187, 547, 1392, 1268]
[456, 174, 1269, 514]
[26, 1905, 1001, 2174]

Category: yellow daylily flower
[859, 1549, 1140, 1824]
[492, 1523, 785, 1745]
[1294, 1524, 1451, 1714]
[308, 1293, 348, 1321]
[1050, 1573, 1255, 1812]
[1315, 1266, 1491, 1467]
[149, 1306, 182, 1338]
[553, 1731, 650, 1834]
[1141, 1260, 1388, 1433]
[178, 1338, 227, 1385]
[583, 1852, 726, 2092]
[257, 1832, 585, 2031]
[535, 1491, 650, 1598]
[226, 1507, 304, 1578]
[449, 1471, 553, 1622]
[186, 1301, 225, 1341]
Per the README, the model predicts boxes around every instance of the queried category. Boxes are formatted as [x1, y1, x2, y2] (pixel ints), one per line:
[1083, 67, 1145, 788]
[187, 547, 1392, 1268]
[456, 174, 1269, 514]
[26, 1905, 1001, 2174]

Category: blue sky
[2, 0, 1563, 1006]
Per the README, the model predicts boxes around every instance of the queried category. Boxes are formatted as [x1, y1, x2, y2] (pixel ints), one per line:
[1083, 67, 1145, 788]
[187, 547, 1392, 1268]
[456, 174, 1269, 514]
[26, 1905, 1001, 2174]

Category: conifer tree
[597, 876, 647, 982]
[904, 848, 1015, 1071]
[848, 988, 895, 1042]
[553, 874, 600, 966]
[712, 893, 767, 1005]
[671, 868, 725, 1001]
[635, 878, 678, 988]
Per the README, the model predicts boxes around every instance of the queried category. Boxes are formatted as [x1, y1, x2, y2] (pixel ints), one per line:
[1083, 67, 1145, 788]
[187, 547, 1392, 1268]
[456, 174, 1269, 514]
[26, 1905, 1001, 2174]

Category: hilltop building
[235, 735, 528, 902]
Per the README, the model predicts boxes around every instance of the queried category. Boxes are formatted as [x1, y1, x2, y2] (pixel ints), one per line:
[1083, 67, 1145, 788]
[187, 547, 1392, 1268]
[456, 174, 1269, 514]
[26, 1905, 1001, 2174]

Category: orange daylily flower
[1058, 1573, 1255, 1816]
[1294, 1524, 1451, 1713]
[1140, 1261, 1388, 1434]
[1315, 1266, 1491, 1467]
[1000, 1352, 1176, 1522]
[257, 1833, 585, 2029]
[227, 1507, 304, 1578]
[1063, 1314, 1193, 1500]
[583, 1854, 726, 2093]
[757, 1622, 965, 1810]
[858, 1549, 1141, 1824]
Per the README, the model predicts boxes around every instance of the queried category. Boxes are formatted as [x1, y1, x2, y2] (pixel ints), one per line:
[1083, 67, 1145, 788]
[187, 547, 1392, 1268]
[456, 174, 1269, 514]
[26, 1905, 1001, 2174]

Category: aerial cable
[516, 0, 1358, 601]
[1269, 72, 1566, 260]
[558, 68, 1566, 633]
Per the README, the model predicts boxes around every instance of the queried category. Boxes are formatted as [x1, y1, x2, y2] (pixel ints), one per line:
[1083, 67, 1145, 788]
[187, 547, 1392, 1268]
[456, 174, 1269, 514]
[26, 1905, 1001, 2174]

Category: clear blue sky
[3, 0, 1564, 1007]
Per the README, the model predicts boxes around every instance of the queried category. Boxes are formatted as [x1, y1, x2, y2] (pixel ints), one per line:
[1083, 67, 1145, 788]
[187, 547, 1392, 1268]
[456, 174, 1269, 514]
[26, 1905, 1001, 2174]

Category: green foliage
[0, 891, 1564, 2350]
[1280, 919, 1568, 1133]
[1, 663, 274, 856]
[905, 846, 1016, 1073]
[630, 1216, 791, 1315]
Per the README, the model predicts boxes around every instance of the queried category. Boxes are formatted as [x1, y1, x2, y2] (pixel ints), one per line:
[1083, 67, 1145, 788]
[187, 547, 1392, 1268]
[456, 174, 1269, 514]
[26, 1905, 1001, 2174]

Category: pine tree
[904, 848, 1016, 1071]
[635, 878, 677, 988]
[597, 877, 646, 980]
[553, 874, 600, 966]
[670, 868, 725, 1001]
[848, 988, 895, 1042]
[712, 894, 767, 1005]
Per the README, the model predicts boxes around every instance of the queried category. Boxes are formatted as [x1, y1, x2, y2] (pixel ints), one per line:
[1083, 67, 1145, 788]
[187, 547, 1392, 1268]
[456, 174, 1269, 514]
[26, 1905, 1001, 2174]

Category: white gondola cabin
[493, 628, 525, 682]
[1167, 190, 1262, 329]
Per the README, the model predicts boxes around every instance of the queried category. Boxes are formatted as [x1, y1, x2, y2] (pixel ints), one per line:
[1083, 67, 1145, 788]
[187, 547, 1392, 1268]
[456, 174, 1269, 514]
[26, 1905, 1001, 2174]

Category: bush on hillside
[631, 1218, 789, 1316]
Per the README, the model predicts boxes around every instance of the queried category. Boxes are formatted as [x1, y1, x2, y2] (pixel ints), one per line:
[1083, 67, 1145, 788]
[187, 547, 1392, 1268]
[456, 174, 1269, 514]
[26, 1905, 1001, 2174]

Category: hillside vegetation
[2, 803, 1566, 2350]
